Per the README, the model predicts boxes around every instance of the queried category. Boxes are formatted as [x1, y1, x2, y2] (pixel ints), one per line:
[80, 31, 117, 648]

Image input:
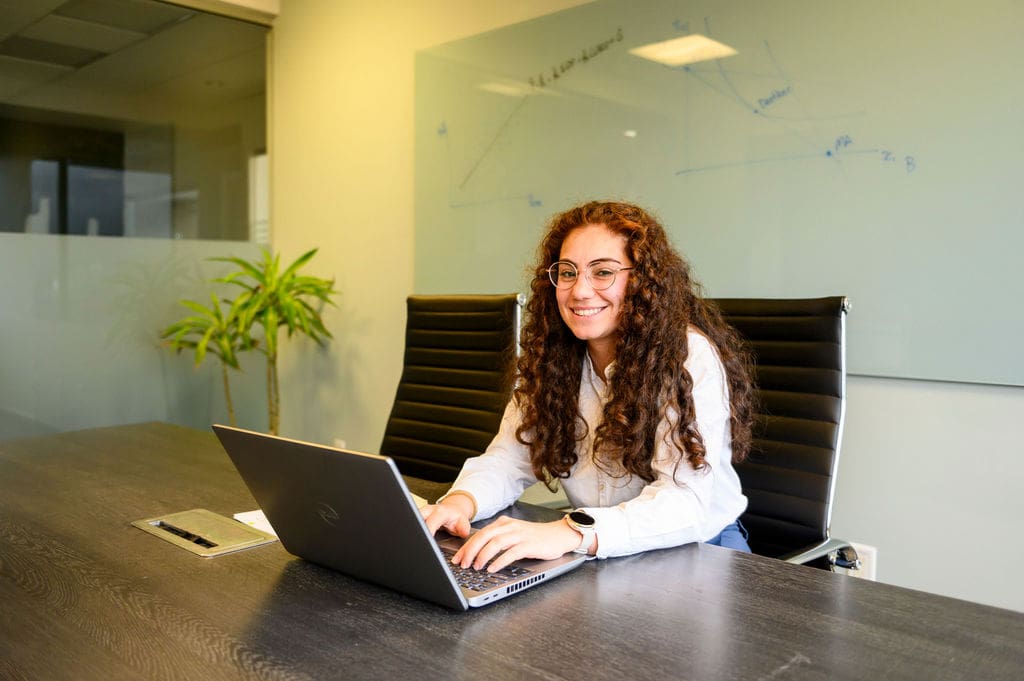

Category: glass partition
[0, 0, 269, 439]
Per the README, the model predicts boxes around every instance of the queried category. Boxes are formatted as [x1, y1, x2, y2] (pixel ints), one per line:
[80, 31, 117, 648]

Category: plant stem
[265, 355, 274, 434]
[221, 362, 236, 426]
[269, 356, 279, 435]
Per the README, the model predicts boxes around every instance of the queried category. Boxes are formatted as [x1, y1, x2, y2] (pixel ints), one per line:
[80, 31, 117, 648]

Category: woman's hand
[420, 495, 474, 538]
[452, 516, 585, 573]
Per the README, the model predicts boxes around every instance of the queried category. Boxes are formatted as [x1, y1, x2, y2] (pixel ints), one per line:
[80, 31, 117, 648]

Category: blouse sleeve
[582, 332, 743, 558]
[442, 400, 539, 521]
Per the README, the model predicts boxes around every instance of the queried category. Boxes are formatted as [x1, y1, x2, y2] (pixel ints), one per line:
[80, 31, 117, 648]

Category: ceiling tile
[0, 53, 72, 82]
[55, 0, 192, 35]
[21, 15, 147, 53]
[0, 35, 102, 67]
[0, 0, 66, 41]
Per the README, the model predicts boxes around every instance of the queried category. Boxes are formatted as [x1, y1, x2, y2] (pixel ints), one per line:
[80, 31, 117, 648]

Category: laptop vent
[507, 573, 545, 594]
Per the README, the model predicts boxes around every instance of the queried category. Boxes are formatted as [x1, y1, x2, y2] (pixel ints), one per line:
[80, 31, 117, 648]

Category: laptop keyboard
[444, 555, 531, 592]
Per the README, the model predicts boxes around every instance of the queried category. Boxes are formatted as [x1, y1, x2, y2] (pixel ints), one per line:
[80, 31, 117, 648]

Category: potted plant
[161, 248, 337, 434]
[160, 293, 255, 427]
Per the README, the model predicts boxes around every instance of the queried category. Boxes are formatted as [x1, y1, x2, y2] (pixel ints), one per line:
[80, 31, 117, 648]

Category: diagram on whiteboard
[415, 0, 1023, 386]
[672, 18, 916, 177]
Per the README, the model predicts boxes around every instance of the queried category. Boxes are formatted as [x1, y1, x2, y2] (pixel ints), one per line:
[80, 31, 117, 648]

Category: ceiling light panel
[629, 34, 737, 67]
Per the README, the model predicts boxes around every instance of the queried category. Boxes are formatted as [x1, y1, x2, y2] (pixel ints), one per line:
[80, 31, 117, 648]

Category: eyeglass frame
[546, 260, 635, 291]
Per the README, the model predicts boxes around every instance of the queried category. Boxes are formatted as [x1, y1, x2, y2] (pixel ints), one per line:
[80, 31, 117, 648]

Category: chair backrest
[381, 294, 523, 482]
[710, 296, 849, 559]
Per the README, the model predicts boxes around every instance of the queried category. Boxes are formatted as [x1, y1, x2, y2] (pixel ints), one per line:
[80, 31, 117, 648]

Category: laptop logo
[317, 501, 340, 526]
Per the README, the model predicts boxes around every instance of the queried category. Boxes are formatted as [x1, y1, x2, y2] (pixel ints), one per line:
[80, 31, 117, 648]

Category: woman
[421, 201, 756, 572]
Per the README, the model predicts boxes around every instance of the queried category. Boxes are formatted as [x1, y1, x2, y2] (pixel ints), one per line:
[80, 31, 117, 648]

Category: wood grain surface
[1, 422, 1021, 680]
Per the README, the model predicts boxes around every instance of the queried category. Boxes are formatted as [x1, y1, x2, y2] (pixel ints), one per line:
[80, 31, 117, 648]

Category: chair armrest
[401, 476, 453, 505]
[781, 538, 860, 569]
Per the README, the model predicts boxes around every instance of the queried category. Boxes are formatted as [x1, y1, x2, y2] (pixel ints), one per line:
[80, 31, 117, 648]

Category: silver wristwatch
[565, 509, 596, 555]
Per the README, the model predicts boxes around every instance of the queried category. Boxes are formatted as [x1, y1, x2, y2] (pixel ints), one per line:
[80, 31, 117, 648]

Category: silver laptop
[212, 425, 587, 610]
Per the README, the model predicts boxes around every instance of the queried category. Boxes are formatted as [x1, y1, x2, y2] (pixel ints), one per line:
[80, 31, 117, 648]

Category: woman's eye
[592, 268, 614, 278]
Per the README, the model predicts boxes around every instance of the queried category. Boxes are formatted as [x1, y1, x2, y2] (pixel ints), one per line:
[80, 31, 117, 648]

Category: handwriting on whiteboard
[827, 135, 916, 173]
[757, 85, 793, 112]
[529, 28, 624, 89]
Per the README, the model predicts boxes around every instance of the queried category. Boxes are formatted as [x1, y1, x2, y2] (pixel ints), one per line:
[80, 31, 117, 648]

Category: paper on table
[233, 492, 429, 538]
[233, 509, 277, 537]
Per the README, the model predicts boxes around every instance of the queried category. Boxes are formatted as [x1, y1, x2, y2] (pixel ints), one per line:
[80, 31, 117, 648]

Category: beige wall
[269, 1, 591, 450]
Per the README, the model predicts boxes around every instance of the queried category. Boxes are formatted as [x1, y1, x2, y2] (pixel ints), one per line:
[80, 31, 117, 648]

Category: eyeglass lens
[548, 262, 622, 290]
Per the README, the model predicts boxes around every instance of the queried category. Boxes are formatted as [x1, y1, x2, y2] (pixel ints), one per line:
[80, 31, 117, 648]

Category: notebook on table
[212, 425, 586, 610]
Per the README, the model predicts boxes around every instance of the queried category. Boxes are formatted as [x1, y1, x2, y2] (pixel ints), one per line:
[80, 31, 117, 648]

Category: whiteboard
[414, 0, 1024, 386]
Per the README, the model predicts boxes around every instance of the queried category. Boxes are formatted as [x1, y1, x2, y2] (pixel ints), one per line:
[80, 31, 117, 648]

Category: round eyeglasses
[547, 261, 634, 291]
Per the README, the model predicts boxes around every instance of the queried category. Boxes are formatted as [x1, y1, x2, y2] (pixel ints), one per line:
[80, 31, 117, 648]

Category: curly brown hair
[513, 201, 756, 485]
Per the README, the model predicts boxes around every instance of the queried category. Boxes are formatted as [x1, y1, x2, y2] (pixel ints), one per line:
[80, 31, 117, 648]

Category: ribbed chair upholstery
[711, 296, 858, 570]
[382, 294, 523, 502]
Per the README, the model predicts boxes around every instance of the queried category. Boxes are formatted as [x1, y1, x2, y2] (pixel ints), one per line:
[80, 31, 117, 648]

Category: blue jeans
[705, 520, 750, 552]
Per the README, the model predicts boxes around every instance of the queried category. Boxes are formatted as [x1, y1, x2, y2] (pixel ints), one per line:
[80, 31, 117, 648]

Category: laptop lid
[212, 425, 585, 610]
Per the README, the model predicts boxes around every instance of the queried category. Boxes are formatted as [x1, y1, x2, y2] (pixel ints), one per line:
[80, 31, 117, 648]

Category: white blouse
[446, 330, 748, 558]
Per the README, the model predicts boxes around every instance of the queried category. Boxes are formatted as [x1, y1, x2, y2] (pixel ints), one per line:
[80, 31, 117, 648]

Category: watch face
[569, 510, 595, 526]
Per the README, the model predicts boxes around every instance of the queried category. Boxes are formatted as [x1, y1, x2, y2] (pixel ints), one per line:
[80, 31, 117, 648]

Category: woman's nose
[571, 272, 595, 295]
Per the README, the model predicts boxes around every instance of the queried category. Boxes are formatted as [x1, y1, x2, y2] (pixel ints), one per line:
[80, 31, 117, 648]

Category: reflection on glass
[0, 0, 267, 241]
[68, 165, 124, 236]
[28, 159, 58, 233]
[0, 0, 269, 441]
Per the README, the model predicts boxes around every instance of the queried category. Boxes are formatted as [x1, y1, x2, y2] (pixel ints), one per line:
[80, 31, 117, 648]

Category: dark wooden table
[1, 422, 1021, 680]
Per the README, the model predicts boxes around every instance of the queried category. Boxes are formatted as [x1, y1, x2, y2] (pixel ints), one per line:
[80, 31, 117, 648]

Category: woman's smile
[570, 304, 608, 317]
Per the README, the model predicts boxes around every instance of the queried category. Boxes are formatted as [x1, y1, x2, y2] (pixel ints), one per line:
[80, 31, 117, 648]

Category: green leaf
[280, 248, 318, 281]
[195, 326, 216, 366]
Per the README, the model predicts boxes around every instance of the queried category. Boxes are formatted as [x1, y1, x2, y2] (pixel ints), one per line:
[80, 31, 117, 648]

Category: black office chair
[711, 296, 859, 571]
[381, 294, 523, 503]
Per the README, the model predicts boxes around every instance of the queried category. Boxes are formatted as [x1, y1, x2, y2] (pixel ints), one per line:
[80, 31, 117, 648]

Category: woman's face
[555, 223, 633, 358]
